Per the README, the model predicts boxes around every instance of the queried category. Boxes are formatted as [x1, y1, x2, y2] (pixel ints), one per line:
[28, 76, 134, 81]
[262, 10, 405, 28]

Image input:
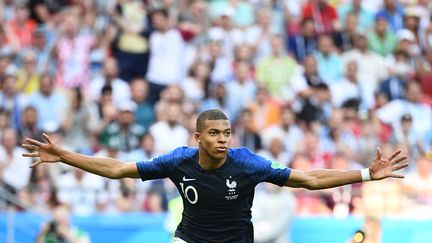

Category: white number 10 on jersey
[179, 182, 198, 204]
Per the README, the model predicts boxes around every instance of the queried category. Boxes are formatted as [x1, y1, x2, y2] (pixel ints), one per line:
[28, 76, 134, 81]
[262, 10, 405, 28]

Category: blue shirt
[136, 147, 291, 243]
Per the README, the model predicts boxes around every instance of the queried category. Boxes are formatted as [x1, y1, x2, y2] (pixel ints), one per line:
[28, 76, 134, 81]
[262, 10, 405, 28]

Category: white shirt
[146, 29, 185, 85]
[330, 78, 375, 109]
[342, 49, 389, 88]
[56, 171, 107, 216]
[88, 76, 131, 106]
[149, 121, 189, 153]
[0, 146, 32, 190]
[376, 100, 432, 135]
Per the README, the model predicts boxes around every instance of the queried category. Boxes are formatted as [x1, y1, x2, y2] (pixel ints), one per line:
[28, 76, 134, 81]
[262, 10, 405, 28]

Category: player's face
[196, 119, 232, 160]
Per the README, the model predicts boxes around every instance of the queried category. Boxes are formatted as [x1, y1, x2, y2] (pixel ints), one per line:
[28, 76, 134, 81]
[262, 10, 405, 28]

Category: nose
[217, 134, 226, 143]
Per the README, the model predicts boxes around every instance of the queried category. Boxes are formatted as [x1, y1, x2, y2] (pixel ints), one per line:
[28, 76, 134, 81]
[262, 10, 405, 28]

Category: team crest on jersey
[225, 176, 238, 200]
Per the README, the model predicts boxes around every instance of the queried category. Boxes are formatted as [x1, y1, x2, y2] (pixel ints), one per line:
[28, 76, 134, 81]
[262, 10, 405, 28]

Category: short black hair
[196, 109, 229, 132]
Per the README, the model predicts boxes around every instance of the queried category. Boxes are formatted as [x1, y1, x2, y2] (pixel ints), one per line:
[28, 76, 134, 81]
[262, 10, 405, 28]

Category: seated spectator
[99, 100, 145, 153]
[129, 77, 155, 132]
[0, 128, 32, 197]
[28, 73, 68, 133]
[150, 102, 189, 154]
[88, 57, 131, 106]
[286, 18, 317, 62]
[314, 35, 344, 86]
[234, 109, 262, 152]
[402, 154, 432, 219]
[367, 15, 398, 57]
[301, 0, 339, 35]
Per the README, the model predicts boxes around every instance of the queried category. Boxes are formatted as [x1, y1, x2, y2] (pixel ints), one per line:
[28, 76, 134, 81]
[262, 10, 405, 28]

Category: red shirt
[8, 19, 37, 48]
[302, 3, 338, 34]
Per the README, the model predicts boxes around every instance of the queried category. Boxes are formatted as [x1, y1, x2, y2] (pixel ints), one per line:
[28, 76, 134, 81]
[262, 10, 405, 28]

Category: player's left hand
[369, 148, 408, 180]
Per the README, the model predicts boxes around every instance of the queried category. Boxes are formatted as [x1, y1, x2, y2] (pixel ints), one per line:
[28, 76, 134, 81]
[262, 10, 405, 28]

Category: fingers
[30, 159, 43, 168]
[43, 133, 52, 144]
[392, 163, 409, 171]
[387, 149, 402, 161]
[25, 138, 44, 147]
[375, 147, 382, 160]
[22, 144, 39, 151]
[22, 152, 39, 158]
[391, 155, 407, 165]
[389, 173, 404, 179]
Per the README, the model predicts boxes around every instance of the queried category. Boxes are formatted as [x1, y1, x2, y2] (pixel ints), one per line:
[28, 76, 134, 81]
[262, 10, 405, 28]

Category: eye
[209, 131, 216, 135]
[224, 131, 231, 136]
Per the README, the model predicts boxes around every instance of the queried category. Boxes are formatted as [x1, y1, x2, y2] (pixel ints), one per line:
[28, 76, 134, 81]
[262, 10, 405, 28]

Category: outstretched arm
[22, 133, 140, 179]
[284, 148, 408, 190]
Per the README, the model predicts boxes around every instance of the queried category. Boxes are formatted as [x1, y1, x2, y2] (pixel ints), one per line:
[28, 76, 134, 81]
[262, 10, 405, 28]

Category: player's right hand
[22, 133, 62, 168]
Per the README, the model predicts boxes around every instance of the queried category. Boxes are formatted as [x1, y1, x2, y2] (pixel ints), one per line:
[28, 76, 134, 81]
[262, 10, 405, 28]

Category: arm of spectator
[284, 148, 407, 190]
[22, 133, 140, 179]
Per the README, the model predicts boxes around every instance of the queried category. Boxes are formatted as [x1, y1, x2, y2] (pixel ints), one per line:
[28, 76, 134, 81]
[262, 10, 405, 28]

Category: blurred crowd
[1, 0, 432, 229]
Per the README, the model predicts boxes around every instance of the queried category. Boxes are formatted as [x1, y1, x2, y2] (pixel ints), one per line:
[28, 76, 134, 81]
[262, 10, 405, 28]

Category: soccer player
[22, 109, 408, 243]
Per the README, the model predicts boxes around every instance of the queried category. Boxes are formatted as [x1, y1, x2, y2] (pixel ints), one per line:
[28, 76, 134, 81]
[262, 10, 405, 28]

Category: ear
[195, 132, 201, 144]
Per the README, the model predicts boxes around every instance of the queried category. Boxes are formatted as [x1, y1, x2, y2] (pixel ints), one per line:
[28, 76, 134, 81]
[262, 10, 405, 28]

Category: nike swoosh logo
[182, 176, 196, 181]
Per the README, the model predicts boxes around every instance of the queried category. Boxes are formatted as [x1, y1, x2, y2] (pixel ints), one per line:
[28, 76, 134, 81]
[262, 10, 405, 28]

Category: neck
[5, 147, 14, 155]
[198, 148, 226, 170]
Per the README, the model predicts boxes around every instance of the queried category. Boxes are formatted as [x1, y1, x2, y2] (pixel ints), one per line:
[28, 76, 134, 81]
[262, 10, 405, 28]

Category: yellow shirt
[15, 70, 40, 95]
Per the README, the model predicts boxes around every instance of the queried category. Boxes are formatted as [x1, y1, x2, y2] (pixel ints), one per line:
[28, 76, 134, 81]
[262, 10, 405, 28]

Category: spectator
[367, 15, 398, 57]
[225, 61, 256, 121]
[343, 32, 389, 89]
[28, 73, 68, 133]
[261, 105, 303, 161]
[337, 0, 374, 32]
[88, 57, 131, 106]
[314, 34, 344, 86]
[55, 11, 95, 88]
[146, 8, 186, 105]
[109, 0, 150, 82]
[0, 128, 32, 195]
[99, 100, 145, 153]
[56, 166, 107, 216]
[150, 102, 189, 153]
[256, 35, 300, 103]
[36, 204, 90, 243]
[247, 85, 281, 131]
[332, 13, 359, 52]
[0, 74, 27, 129]
[252, 183, 296, 243]
[301, 0, 339, 35]
[286, 18, 317, 62]
[246, 8, 281, 61]
[181, 60, 211, 105]
[130, 77, 155, 132]
[17, 105, 43, 144]
[375, 0, 405, 33]
[62, 87, 96, 153]
[15, 50, 40, 95]
[403, 154, 432, 218]
[330, 60, 375, 110]
[376, 81, 432, 135]
[7, 3, 37, 49]
[234, 109, 262, 152]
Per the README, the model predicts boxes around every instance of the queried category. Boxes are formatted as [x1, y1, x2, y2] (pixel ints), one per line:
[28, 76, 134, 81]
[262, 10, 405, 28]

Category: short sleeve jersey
[136, 147, 291, 243]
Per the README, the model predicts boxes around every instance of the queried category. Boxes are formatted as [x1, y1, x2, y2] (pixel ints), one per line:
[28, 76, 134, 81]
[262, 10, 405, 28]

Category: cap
[117, 100, 137, 113]
[396, 29, 415, 42]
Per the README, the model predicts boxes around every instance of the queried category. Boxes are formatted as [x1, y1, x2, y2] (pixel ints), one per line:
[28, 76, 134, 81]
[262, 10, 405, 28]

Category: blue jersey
[136, 147, 291, 243]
